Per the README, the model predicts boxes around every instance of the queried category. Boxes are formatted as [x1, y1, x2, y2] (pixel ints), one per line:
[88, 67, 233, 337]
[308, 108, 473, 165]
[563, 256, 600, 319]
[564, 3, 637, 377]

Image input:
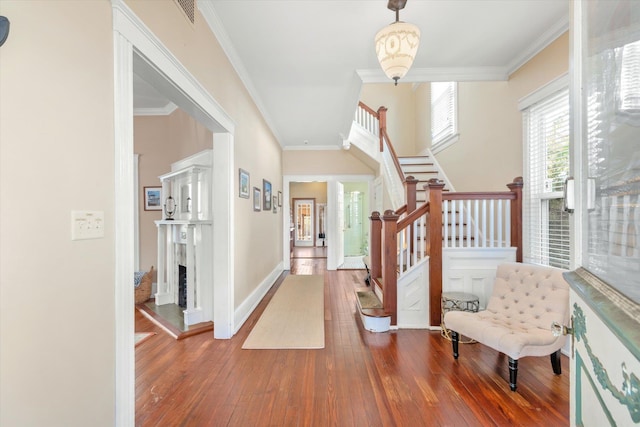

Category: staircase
[350, 101, 523, 333]
[398, 156, 447, 203]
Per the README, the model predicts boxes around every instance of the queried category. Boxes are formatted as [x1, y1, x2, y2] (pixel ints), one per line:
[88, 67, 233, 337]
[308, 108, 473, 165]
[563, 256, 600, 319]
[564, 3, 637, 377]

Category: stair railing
[369, 177, 523, 327]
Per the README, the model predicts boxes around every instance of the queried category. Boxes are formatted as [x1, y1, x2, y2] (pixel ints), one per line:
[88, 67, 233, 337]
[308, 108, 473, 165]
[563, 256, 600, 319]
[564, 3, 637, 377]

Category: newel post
[369, 211, 382, 281]
[507, 177, 523, 263]
[377, 106, 388, 152]
[405, 176, 418, 214]
[382, 209, 399, 326]
[427, 179, 445, 327]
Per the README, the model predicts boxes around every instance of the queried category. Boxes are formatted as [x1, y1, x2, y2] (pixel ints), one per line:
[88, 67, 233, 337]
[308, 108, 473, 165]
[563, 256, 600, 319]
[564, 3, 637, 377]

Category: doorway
[294, 198, 315, 247]
[113, 3, 235, 422]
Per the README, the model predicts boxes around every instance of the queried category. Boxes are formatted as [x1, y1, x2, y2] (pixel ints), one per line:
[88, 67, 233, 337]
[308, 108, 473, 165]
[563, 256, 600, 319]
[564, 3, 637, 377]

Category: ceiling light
[375, 0, 420, 86]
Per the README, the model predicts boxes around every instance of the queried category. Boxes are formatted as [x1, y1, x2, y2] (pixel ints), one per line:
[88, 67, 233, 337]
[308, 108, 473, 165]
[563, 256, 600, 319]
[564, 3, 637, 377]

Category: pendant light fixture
[375, 0, 421, 85]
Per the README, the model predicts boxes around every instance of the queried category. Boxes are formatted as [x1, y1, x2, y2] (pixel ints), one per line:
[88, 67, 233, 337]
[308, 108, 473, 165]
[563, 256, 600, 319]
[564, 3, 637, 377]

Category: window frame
[430, 81, 459, 153]
[520, 74, 572, 269]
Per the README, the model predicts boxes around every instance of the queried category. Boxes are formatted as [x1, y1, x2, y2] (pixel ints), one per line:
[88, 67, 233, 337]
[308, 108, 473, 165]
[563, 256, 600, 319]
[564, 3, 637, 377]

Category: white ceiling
[134, 0, 569, 149]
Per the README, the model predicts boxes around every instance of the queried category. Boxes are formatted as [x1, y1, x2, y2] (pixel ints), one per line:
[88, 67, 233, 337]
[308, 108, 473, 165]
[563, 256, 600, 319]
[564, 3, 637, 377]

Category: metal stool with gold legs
[441, 292, 479, 343]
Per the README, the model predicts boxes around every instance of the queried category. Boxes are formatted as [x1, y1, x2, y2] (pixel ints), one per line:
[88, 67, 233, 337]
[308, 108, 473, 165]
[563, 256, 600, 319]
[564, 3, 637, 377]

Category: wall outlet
[71, 210, 105, 240]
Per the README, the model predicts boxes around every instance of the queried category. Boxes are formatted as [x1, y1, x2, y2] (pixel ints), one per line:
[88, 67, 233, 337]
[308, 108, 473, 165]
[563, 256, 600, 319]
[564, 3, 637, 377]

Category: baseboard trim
[234, 262, 284, 334]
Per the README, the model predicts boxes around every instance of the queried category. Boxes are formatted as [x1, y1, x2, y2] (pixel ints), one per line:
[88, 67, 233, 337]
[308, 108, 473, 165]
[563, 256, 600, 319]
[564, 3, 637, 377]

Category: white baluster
[443, 200, 449, 249]
[490, 200, 495, 248]
[482, 200, 487, 248]
[498, 199, 505, 248]
[473, 199, 480, 248]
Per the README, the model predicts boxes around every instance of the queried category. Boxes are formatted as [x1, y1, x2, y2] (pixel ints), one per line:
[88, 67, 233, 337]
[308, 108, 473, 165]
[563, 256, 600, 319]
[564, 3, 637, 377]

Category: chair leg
[451, 331, 459, 359]
[508, 357, 518, 391]
[550, 349, 562, 375]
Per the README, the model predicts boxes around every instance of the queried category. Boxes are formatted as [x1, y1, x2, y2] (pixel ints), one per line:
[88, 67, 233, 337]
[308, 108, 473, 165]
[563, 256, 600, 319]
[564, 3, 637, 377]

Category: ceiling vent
[175, 0, 195, 24]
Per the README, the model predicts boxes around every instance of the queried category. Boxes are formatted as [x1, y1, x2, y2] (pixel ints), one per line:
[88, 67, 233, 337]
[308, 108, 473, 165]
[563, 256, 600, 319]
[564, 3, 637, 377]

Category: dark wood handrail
[358, 101, 379, 118]
[394, 205, 408, 215]
[381, 129, 406, 184]
[397, 202, 429, 232]
[443, 192, 516, 201]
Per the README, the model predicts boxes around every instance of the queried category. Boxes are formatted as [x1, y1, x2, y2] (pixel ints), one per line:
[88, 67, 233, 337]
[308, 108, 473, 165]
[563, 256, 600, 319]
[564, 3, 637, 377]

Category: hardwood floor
[135, 259, 569, 426]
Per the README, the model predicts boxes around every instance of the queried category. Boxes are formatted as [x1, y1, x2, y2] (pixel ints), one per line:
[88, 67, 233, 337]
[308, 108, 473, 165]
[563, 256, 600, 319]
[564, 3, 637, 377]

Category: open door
[336, 182, 345, 268]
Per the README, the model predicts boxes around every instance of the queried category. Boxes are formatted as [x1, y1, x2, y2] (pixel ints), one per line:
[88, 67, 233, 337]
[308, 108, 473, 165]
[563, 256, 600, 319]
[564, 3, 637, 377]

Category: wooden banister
[396, 202, 429, 232]
[382, 209, 399, 326]
[444, 192, 516, 201]
[381, 129, 405, 184]
[377, 106, 387, 152]
[394, 205, 408, 216]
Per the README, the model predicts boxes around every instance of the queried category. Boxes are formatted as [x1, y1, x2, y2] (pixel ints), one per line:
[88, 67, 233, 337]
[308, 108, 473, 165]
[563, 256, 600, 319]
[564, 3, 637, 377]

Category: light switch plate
[71, 210, 105, 240]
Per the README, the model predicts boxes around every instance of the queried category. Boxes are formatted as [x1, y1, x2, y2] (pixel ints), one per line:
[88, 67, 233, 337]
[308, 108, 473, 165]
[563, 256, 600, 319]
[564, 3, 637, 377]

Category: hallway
[134, 258, 569, 426]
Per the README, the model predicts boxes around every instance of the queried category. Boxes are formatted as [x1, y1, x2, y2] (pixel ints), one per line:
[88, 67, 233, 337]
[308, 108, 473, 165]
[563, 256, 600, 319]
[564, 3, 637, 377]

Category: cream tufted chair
[443, 262, 570, 391]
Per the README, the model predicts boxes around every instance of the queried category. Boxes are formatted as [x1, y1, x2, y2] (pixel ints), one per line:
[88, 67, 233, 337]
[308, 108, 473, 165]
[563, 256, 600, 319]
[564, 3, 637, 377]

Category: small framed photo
[239, 169, 250, 199]
[263, 179, 272, 211]
[253, 187, 261, 211]
[278, 191, 282, 207]
[144, 186, 162, 211]
[273, 196, 278, 213]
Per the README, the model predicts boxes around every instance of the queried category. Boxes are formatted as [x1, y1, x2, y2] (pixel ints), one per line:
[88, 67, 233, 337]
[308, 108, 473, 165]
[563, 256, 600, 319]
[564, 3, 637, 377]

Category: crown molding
[357, 66, 509, 83]
[134, 102, 178, 116]
[506, 17, 569, 77]
[198, 1, 283, 147]
[283, 144, 342, 151]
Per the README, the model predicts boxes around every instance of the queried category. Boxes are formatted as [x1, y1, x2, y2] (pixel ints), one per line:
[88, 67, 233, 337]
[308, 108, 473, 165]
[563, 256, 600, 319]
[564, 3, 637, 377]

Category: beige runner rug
[242, 274, 325, 349]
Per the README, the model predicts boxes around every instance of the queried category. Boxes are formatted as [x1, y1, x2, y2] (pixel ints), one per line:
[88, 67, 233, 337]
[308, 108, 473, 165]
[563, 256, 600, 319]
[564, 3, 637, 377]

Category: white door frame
[112, 1, 235, 424]
[282, 174, 374, 271]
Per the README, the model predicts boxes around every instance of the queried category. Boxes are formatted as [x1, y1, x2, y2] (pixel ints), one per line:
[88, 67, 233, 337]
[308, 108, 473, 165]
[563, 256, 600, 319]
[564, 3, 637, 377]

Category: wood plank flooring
[135, 258, 569, 426]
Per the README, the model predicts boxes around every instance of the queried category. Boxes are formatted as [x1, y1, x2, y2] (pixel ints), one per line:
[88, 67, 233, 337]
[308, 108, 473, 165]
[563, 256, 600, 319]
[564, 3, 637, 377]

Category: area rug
[242, 274, 325, 349]
[134, 332, 156, 347]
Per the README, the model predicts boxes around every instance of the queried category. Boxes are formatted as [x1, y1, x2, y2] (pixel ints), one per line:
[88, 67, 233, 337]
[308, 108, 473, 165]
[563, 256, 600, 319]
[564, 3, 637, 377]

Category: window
[522, 86, 571, 269]
[430, 82, 458, 152]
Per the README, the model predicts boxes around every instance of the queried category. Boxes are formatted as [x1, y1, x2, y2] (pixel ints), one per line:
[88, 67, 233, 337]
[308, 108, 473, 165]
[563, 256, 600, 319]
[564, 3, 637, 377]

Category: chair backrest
[486, 262, 570, 330]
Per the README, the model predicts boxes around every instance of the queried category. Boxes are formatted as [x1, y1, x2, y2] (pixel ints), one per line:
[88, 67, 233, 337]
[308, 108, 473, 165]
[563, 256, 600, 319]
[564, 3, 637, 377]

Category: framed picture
[263, 179, 272, 211]
[273, 196, 278, 213]
[144, 186, 162, 211]
[278, 191, 282, 207]
[239, 168, 250, 199]
[253, 187, 261, 211]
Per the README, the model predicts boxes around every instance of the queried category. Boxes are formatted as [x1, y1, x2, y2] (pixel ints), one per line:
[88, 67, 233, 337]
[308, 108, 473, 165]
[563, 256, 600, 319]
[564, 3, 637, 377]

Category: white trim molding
[133, 102, 178, 116]
[234, 262, 284, 334]
[518, 72, 569, 111]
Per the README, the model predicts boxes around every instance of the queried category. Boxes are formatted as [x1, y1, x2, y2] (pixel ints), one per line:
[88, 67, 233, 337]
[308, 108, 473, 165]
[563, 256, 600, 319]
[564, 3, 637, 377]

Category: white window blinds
[431, 82, 457, 147]
[523, 88, 571, 269]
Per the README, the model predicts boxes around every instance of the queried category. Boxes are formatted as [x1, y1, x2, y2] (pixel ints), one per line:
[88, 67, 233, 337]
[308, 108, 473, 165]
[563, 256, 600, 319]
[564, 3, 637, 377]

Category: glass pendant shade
[375, 21, 420, 84]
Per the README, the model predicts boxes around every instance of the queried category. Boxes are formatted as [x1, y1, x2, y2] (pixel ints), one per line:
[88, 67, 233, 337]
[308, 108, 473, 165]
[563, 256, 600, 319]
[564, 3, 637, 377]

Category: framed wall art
[263, 179, 272, 211]
[144, 186, 162, 211]
[253, 187, 261, 211]
[239, 168, 250, 199]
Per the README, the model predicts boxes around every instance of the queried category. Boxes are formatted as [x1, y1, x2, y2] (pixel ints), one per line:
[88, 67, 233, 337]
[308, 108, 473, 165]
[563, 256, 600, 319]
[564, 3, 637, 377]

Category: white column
[154, 224, 173, 305]
[183, 224, 203, 325]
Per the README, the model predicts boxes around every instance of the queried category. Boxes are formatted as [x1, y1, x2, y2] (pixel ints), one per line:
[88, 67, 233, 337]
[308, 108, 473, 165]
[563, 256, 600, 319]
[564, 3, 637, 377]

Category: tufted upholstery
[443, 262, 570, 391]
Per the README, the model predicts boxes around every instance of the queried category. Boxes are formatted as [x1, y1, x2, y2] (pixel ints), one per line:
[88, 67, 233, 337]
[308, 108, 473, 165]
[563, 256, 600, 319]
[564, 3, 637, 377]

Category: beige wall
[0, 1, 116, 426]
[134, 109, 213, 274]
[360, 83, 417, 156]
[283, 150, 374, 175]
[435, 32, 570, 191]
[125, 0, 283, 306]
[290, 182, 328, 203]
